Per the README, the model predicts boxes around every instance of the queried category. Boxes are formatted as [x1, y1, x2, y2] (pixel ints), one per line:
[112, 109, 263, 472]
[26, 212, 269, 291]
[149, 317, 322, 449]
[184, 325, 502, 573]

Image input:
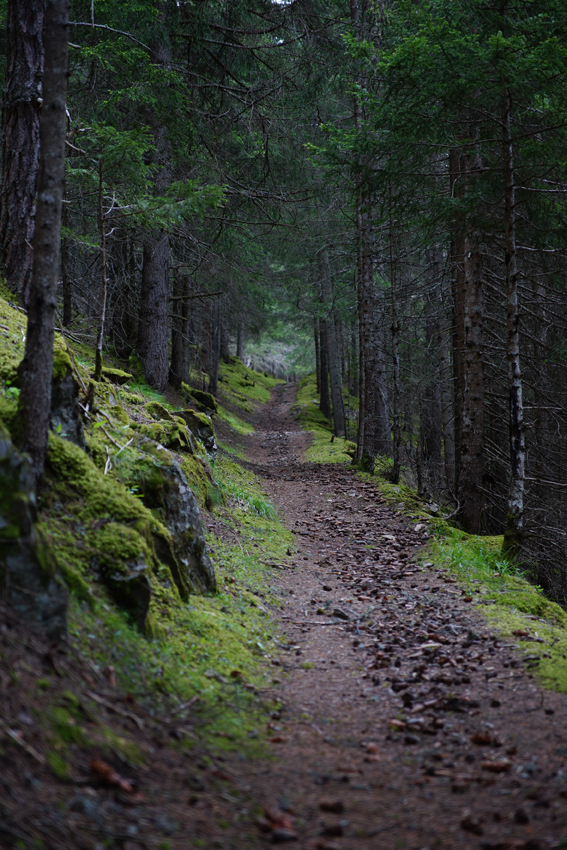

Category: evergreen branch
[68, 22, 149, 51]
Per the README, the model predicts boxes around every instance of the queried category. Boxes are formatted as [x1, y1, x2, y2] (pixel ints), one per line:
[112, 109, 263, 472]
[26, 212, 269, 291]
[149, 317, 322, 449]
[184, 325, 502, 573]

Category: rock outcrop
[0, 427, 68, 641]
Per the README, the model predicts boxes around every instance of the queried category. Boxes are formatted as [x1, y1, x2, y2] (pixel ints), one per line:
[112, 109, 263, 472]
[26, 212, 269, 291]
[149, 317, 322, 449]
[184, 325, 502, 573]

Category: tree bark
[0, 0, 44, 307]
[326, 315, 345, 437]
[456, 229, 484, 532]
[94, 160, 107, 381]
[314, 316, 321, 394]
[19, 0, 68, 478]
[209, 301, 220, 396]
[501, 89, 525, 557]
[236, 318, 244, 361]
[138, 1, 171, 390]
[220, 305, 230, 363]
[137, 232, 169, 391]
[318, 318, 331, 421]
[169, 271, 185, 389]
[389, 202, 401, 485]
[320, 251, 345, 437]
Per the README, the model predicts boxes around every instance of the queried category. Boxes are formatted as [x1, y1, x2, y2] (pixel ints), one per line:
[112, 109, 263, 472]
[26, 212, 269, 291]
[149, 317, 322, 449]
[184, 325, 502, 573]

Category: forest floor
[3, 381, 567, 850]
[208, 382, 567, 850]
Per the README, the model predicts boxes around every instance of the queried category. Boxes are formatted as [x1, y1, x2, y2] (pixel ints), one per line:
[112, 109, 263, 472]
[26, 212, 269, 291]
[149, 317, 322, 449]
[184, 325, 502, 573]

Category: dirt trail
[230, 382, 567, 850]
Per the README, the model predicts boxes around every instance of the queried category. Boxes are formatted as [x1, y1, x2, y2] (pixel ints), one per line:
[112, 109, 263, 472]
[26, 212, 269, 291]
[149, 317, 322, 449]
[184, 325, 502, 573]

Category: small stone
[460, 816, 483, 835]
[271, 828, 298, 843]
[319, 800, 345, 814]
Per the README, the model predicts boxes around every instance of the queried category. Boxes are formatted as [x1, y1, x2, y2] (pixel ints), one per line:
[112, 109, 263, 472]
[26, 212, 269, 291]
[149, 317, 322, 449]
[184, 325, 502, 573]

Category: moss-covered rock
[175, 409, 217, 459]
[101, 367, 133, 385]
[140, 460, 216, 594]
[50, 364, 85, 449]
[89, 523, 152, 630]
[136, 419, 194, 452]
[180, 383, 218, 413]
[145, 401, 173, 421]
[0, 426, 68, 640]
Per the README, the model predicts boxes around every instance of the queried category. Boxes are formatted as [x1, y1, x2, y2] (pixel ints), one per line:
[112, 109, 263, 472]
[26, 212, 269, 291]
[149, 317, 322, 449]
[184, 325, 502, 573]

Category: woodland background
[3, 0, 567, 604]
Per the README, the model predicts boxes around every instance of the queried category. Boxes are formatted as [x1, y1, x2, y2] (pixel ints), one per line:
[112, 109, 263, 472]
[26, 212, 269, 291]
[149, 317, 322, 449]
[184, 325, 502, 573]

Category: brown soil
[2, 382, 567, 850]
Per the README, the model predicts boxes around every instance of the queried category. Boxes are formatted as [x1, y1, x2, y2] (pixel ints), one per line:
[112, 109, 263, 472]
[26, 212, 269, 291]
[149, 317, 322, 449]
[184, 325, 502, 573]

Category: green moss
[216, 405, 254, 435]
[181, 455, 217, 507]
[47, 750, 71, 779]
[217, 360, 282, 413]
[294, 373, 357, 463]
[101, 366, 133, 385]
[136, 419, 193, 451]
[110, 405, 130, 426]
[0, 296, 26, 385]
[49, 706, 87, 745]
[429, 529, 567, 693]
[52, 337, 73, 381]
[146, 401, 173, 421]
[181, 383, 218, 412]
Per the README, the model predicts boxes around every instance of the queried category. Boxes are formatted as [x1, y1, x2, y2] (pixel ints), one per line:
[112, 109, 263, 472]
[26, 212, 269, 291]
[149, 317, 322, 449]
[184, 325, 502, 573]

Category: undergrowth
[0, 295, 299, 760]
[428, 529, 567, 692]
[295, 373, 357, 463]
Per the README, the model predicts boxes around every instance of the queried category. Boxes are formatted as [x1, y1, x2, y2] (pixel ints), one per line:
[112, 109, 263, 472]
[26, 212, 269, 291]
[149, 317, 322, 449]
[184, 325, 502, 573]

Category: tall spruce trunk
[137, 3, 171, 391]
[436, 273, 456, 492]
[318, 291, 332, 422]
[355, 198, 390, 468]
[209, 302, 220, 396]
[389, 202, 401, 485]
[0, 0, 44, 307]
[137, 232, 169, 390]
[19, 0, 68, 477]
[314, 317, 321, 394]
[501, 89, 525, 557]
[236, 319, 244, 361]
[220, 306, 230, 363]
[450, 145, 485, 531]
[320, 251, 345, 437]
[457, 230, 484, 532]
[169, 271, 185, 389]
[326, 316, 346, 438]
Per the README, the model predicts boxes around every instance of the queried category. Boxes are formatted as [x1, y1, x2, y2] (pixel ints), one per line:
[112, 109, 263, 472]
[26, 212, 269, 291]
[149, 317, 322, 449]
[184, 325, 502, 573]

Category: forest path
[232, 382, 567, 850]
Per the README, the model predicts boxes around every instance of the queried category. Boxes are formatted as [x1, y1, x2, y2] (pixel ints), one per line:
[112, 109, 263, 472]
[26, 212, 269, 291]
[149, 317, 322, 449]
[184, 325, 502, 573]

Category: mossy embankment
[0, 292, 297, 773]
[295, 369, 567, 695]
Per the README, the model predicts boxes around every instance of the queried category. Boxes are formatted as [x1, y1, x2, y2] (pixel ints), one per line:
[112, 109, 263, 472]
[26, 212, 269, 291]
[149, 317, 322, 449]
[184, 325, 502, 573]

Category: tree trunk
[138, 2, 171, 390]
[94, 160, 107, 381]
[236, 318, 244, 361]
[220, 306, 230, 363]
[314, 317, 321, 394]
[209, 301, 220, 396]
[319, 314, 331, 422]
[356, 193, 376, 469]
[437, 283, 455, 492]
[501, 89, 525, 558]
[326, 315, 345, 437]
[389, 203, 401, 485]
[390, 278, 401, 485]
[456, 229, 484, 532]
[169, 271, 185, 389]
[137, 232, 169, 390]
[320, 251, 345, 437]
[61, 204, 72, 326]
[0, 0, 44, 307]
[19, 0, 68, 478]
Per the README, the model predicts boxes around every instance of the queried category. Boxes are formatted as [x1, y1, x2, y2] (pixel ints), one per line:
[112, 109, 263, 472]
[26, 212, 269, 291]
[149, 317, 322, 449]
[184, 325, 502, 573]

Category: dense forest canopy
[3, 0, 567, 603]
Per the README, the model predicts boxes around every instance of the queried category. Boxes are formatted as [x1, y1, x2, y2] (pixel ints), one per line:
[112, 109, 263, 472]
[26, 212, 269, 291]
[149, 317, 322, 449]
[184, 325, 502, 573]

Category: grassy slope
[295, 370, 567, 694]
[0, 299, 296, 771]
